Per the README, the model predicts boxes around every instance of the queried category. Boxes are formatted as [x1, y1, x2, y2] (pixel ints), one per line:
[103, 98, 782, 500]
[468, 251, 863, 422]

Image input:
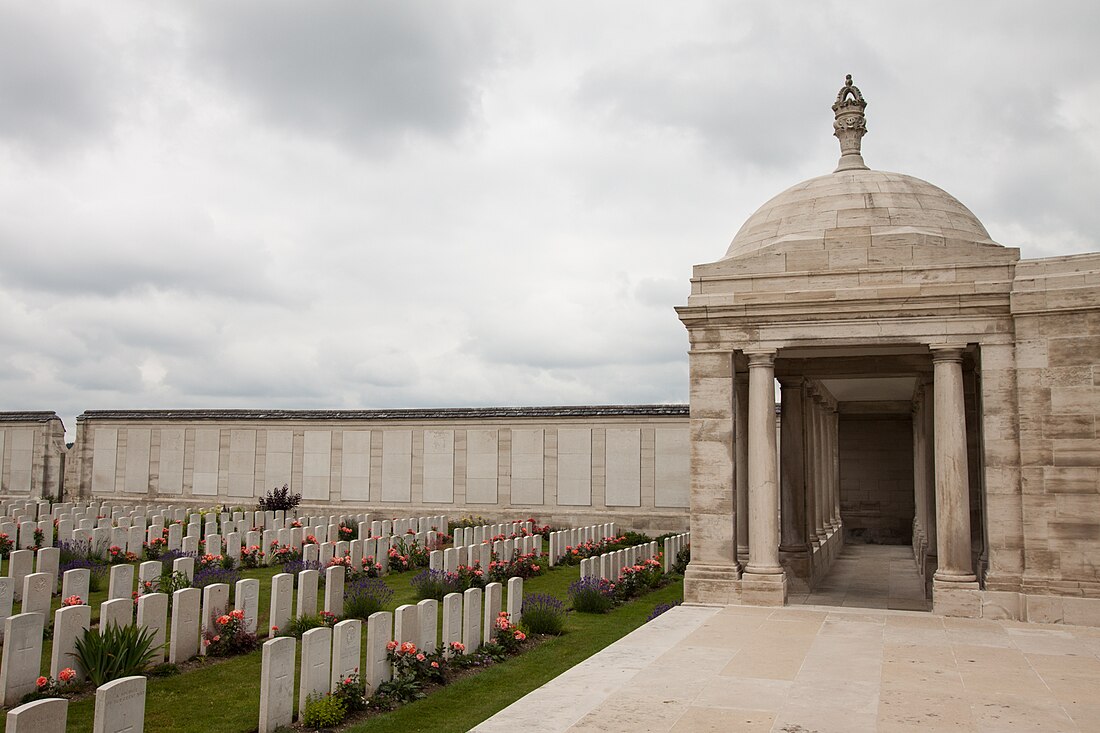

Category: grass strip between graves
[1, 559, 681, 733]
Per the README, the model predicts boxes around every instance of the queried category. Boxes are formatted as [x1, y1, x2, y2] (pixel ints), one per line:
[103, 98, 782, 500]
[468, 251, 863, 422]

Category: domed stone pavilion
[677, 76, 1100, 623]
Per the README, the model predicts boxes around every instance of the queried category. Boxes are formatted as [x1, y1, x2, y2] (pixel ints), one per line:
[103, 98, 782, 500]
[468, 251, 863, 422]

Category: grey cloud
[185, 1, 501, 148]
[0, 7, 123, 154]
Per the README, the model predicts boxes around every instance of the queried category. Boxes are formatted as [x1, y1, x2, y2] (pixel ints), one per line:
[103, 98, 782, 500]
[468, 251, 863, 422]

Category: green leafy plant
[277, 614, 326, 639]
[258, 483, 301, 512]
[302, 691, 346, 727]
[74, 623, 160, 687]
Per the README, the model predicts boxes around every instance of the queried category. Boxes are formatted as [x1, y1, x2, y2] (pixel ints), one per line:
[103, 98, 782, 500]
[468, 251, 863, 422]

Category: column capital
[929, 344, 968, 363]
[777, 376, 805, 390]
[745, 350, 776, 368]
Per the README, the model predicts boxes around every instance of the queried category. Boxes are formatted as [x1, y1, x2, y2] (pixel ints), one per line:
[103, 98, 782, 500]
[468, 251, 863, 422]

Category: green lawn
[1, 557, 682, 733]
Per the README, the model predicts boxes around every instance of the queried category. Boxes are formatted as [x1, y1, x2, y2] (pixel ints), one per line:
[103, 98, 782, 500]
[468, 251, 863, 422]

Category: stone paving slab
[473, 604, 1100, 732]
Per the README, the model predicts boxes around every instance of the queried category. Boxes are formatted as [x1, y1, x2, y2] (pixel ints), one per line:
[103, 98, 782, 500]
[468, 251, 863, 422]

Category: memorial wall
[47, 406, 691, 533]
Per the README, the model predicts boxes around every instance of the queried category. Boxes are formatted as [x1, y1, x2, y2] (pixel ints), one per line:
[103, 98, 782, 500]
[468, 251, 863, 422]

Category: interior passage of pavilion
[689, 343, 985, 612]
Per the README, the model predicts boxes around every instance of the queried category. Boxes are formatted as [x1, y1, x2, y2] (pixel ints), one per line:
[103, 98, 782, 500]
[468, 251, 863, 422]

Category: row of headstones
[258, 576, 525, 733]
[546, 523, 619, 565]
[4, 676, 146, 733]
[0, 570, 266, 707]
[579, 541, 661, 582]
[429, 535, 545, 574]
[661, 533, 690, 573]
[2, 559, 356, 707]
[450, 520, 536, 547]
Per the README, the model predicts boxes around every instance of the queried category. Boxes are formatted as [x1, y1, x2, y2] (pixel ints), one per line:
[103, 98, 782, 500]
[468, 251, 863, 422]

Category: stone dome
[722, 168, 998, 261]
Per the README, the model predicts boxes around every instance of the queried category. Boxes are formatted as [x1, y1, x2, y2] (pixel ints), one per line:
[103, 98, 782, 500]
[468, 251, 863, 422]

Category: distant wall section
[64, 406, 691, 533]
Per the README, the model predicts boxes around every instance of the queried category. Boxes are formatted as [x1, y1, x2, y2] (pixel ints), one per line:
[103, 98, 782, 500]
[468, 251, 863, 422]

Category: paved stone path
[475, 543, 1100, 733]
[790, 544, 931, 612]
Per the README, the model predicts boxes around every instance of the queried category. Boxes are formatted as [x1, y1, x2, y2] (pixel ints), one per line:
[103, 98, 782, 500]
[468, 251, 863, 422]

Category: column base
[933, 577, 981, 618]
[741, 571, 788, 607]
[684, 562, 742, 606]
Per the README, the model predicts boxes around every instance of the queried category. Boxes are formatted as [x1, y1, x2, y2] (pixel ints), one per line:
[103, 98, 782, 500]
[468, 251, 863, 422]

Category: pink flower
[217, 615, 231, 625]
[416, 653, 425, 661]
[36, 676, 48, 688]
[59, 668, 76, 682]
[386, 640, 399, 651]
[431, 661, 439, 668]
[213, 634, 221, 642]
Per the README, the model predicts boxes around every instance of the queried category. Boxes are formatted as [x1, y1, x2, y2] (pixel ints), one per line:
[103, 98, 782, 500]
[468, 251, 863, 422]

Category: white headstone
[417, 598, 438, 654]
[0, 613, 44, 706]
[8, 550, 32, 602]
[0, 578, 13, 642]
[364, 611, 392, 691]
[483, 582, 502, 643]
[462, 587, 482, 654]
[99, 598, 132, 631]
[298, 626, 332, 713]
[61, 568, 90, 605]
[507, 576, 524, 627]
[269, 573, 292, 638]
[169, 587, 201, 664]
[393, 604, 418, 648]
[5, 697, 68, 733]
[259, 636, 295, 733]
[297, 569, 318, 619]
[35, 547, 60, 594]
[137, 561, 160, 596]
[330, 619, 362, 692]
[108, 564, 133, 601]
[234, 578, 260, 634]
[323, 565, 344, 617]
[200, 583, 230, 655]
[136, 592, 169, 665]
[51, 604, 91, 679]
[172, 555, 194, 583]
[21, 572, 52, 619]
[442, 592, 462, 656]
[92, 675, 145, 733]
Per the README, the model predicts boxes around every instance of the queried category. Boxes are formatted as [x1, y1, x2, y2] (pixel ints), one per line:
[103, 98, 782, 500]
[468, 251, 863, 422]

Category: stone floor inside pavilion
[475, 544, 1100, 732]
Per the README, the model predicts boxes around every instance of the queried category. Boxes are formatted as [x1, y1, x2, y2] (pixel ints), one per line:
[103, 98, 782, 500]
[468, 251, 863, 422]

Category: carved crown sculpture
[832, 74, 868, 172]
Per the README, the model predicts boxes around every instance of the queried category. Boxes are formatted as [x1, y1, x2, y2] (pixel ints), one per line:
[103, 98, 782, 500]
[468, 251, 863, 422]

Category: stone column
[829, 405, 841, 531]
[735, 374, 750, 566]
[802, 387, 820, 550]
[921, 378, 937, 573]
[911, 387, 927, 561]
[931, 347, 977, 586]
[742, 351, 787, 605]
[809, 393, 827, 544]
[683, 349, 740, 605]
[779, 379, 808, 555]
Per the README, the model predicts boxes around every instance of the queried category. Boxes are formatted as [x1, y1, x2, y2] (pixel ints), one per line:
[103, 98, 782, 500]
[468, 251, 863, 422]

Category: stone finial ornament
[832, 74, 868, 172]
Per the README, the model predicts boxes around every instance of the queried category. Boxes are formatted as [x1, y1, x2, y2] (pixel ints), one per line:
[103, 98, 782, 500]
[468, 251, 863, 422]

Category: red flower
[36, 676, 48, 688]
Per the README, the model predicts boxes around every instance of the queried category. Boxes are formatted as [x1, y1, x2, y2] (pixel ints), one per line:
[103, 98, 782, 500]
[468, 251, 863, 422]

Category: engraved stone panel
[467, 429, 499, 504]
[8, 429, 34, 494]
[302, 431, 331, 500]
[264, 430, 293, 492]
[556, 428, 592, 506]
[511, 428, 544, 505]
[422, 430, 455, 503]
[655, 428, 690, 508]
[341, 430, 371, 501]
[228, 429, 257, 498]
[91, 428, 118, 495]
[124, 428, 151, 494]
[158, 428, 185, 495]
[192, 429, 221, 496]
[381, 430, 412, 502]
[605, 428, 641, 507]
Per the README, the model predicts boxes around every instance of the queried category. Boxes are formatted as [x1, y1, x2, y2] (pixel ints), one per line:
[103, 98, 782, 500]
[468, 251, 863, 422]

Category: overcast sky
[1, 2, 1098, 439]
